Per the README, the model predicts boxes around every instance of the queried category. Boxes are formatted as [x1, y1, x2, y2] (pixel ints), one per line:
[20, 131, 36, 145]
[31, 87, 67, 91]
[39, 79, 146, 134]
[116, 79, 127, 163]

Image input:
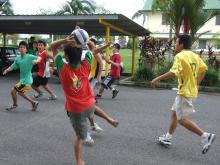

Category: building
[141, 0, 220, 50]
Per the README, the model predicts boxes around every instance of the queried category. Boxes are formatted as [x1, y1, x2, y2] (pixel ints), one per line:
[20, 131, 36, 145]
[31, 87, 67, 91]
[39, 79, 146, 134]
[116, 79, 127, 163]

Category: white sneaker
[48, 94, 57, 100]
[83, 133, 94, 145]
[201, 133, 215, 154]
[91, 123, 103, 133]
[158, 134, 172, 145]
[34, 92, 43, 98]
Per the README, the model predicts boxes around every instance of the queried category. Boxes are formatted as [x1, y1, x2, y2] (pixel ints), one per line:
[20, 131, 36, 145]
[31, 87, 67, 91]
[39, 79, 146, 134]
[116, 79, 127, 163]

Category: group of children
[2, 33, 216, 165]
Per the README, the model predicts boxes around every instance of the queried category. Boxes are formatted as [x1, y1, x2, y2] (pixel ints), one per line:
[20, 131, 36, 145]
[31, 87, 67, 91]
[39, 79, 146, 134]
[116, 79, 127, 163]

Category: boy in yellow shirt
[151, 34, 215, 154]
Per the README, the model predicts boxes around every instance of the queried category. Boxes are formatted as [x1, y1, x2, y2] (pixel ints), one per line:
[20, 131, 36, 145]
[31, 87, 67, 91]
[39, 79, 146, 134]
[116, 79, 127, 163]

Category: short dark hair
[19, 41, 28, 49]
[64, 44, 82, 65]
[113, 43, 120, 50]
[178, 34, 191, 49]
[90, 38, 97, 45]
[38, 40, 46, 47]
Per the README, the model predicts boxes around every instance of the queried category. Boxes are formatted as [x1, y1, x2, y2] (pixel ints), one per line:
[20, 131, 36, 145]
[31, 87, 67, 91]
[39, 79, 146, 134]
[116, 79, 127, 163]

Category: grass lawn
[118, 48, 141, 73]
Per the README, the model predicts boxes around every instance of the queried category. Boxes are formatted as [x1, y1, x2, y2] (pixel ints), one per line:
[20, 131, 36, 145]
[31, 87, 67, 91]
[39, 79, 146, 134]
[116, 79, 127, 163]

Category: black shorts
[101, 76, 115, 89]
[32, 76, 48, 87]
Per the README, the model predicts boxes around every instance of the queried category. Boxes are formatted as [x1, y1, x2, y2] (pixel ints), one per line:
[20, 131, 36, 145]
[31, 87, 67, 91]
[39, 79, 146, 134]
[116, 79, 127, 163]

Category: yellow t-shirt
[89, 52, 98, 78]
[170, 50, 207, 98]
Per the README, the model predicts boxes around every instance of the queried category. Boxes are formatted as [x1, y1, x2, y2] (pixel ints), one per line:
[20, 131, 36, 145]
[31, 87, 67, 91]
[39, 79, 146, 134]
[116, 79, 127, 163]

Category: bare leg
[11, 88, 18, 106]
[98, 86, 104, 96]
[31, 85, 42, 95]
[94, 105, 119, 127]
[42, 84, 54, 96]
[178, 118, 204, 136]
[74, 136, 84, 165]
[88, 116, 95, 126]
[18, 92, 36, 105]
[168, 111, 178, 134]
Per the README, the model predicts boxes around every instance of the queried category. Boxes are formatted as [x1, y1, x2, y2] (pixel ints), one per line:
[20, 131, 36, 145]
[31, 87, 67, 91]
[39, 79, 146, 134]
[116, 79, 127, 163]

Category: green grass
[119, 48, 140, 73]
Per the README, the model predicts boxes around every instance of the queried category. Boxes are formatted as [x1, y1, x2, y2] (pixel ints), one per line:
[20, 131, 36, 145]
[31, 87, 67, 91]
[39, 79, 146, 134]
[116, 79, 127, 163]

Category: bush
[201, 67, 220, 87]
[133, 67, 154, 81]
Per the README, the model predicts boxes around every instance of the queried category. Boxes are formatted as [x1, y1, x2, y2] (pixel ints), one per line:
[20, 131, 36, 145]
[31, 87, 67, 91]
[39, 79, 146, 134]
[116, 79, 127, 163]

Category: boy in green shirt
[3, 41, 41, 111]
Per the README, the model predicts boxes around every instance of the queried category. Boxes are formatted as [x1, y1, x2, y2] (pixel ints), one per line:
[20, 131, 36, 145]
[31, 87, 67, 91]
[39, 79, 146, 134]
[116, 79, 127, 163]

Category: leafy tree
[0, 0, 13, 15]
[55, 0, 95, 15]
[152, 0, 220, 41]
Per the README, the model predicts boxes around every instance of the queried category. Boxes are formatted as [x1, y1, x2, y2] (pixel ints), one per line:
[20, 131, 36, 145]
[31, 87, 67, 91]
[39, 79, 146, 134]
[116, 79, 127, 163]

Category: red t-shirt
[109, 53, 121, 79]
[36, 50, 47, 77]
[55, 54, 95, 113]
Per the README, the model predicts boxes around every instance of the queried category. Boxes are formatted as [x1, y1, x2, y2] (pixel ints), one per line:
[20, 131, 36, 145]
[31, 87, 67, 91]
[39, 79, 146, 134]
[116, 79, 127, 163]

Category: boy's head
[19, 41, 28, 55]
[176, 34, 192, 53]
[64, 44, 82, 65]
[90, 38, 97, 46]
[37, 40, 46, 52]
[112, 43, 120, 53]
[32, 41, 38, 50]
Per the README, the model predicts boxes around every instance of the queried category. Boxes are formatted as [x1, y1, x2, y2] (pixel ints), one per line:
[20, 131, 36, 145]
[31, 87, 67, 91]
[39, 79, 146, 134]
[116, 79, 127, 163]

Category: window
[162, 14, 169, 25]
[216, 15, 220, 25]
[198, 40, 207, 49]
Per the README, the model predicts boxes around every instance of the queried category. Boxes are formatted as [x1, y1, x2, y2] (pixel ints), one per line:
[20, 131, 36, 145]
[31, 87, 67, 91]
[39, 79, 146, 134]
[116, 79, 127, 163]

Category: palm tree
[152, 0, 220, 41]
[132, 11, 146, 25]
[0, 0, 13, 15]
[55, 0, 95, 15]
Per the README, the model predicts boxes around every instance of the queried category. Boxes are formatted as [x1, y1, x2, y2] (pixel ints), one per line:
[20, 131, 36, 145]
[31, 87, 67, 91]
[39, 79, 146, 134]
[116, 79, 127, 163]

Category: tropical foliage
[55, 0, 95, 15]
[0, 0, 13, 15]
[152, 0, 220, 41]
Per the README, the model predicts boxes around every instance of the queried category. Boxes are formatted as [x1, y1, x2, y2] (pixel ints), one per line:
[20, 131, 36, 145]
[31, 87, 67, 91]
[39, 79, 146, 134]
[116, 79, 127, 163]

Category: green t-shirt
[27, 49, 37, 56]
[55, 52, 92, 74]
[11, 54, 39, 85]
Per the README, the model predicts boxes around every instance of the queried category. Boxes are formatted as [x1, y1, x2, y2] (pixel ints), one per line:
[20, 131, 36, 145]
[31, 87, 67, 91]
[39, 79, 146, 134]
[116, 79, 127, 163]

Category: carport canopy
[0, 14, 150, 36]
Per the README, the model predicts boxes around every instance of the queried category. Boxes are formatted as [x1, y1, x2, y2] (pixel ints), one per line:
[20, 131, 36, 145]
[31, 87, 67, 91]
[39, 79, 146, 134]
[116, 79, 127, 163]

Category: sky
[10, 0, 144, 21]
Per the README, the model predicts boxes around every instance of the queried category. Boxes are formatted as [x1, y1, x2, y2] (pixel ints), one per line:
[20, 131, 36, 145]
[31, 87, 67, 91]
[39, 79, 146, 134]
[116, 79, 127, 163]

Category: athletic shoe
[6, 104, 17, 111]
[48, 94, 57, 100]
[34, 93, 43, 98]
[201, 133, 215, 154]
[83, 132, 94, 145]
[112, 89, 119, 99]
[158, 134, 172, 145]
[32, 101, 39, 111]
[91, 123, 103, 133]
[95, 94, 102, 98]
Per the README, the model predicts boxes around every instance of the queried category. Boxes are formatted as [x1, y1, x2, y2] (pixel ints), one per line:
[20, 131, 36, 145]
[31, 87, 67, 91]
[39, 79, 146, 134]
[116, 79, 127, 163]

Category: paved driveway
[0, 72, 219, 165]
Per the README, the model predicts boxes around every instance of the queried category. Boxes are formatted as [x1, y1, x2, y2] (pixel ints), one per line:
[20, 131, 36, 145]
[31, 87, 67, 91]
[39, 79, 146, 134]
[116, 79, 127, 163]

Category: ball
[71, 28, 89, 47]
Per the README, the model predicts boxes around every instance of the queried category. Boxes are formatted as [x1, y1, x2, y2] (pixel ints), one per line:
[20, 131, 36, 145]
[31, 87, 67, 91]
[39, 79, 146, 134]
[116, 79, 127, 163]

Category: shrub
[133, 67, 154, 81]
[201, 66, 220, 86]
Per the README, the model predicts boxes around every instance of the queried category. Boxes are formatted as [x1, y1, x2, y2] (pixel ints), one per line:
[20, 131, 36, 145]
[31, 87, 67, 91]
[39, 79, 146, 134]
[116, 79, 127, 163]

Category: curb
[119, 77, 220, 93]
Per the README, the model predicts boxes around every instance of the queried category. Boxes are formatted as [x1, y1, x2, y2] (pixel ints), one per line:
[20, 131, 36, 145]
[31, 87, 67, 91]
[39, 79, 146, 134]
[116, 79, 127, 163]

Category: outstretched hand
[151, 78, 158, 88]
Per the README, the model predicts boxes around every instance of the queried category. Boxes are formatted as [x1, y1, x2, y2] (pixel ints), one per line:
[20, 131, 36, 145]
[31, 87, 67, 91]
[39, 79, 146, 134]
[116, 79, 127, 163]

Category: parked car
[0, 46, 19, 75]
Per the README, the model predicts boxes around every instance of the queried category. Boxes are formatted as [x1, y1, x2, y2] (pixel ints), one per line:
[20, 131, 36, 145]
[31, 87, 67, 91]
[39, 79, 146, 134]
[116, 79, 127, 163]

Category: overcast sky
[10, 0, 144, 21]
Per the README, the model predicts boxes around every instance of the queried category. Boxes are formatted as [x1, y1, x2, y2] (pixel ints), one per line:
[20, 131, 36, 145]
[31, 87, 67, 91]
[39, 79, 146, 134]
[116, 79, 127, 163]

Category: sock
[166, 132, 172, 138]
[201, 132, 209, 138]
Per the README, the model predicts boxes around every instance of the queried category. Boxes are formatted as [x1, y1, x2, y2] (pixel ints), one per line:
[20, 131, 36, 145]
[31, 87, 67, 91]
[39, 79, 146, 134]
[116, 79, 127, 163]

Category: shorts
[171, 95, 196, 120]
[67, 105, 95, 140]
[32, 76, 48, 87]
[101, 76, 115, 89]
[14, 82, 31, 93]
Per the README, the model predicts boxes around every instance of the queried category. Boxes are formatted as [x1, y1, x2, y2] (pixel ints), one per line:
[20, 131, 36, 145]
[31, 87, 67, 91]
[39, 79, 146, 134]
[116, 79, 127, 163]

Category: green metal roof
[142, 0, 220, 11]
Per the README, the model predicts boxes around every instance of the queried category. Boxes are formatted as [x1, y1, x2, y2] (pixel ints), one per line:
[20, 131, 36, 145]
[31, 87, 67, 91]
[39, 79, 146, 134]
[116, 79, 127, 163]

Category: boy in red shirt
[51, 35, 118, 165]
[96, 43, 122, 99]
[32, 40, 56, 100]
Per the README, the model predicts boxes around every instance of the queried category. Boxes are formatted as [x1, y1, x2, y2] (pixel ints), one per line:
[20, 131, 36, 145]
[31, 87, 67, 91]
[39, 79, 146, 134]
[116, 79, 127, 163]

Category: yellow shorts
[14, 82, 31, 93]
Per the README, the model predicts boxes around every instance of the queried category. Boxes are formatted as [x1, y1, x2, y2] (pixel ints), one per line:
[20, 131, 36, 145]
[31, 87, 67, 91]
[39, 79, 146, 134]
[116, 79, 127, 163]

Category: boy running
[96, 43, 122, 99]
[3, 41, 40, 111]
[31, 40, 56, 100]
[151, 34, 215, 154]
[51, 35, 118, 165]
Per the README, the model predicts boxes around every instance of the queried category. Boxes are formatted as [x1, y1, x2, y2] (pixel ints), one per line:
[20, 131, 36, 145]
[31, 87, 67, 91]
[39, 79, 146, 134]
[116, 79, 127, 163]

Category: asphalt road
[0, 72, 219, 165]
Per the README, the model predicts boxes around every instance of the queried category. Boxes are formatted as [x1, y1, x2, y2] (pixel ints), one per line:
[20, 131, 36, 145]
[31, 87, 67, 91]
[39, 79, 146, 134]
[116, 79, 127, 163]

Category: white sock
[166, 132, 172, 138]
[201, 132, 209, 139]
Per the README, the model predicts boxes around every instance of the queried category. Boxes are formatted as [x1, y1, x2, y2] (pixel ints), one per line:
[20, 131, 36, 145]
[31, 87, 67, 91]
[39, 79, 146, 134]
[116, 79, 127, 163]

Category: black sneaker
[95, 94, 102, 99]
[112, 89, 119, 99]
